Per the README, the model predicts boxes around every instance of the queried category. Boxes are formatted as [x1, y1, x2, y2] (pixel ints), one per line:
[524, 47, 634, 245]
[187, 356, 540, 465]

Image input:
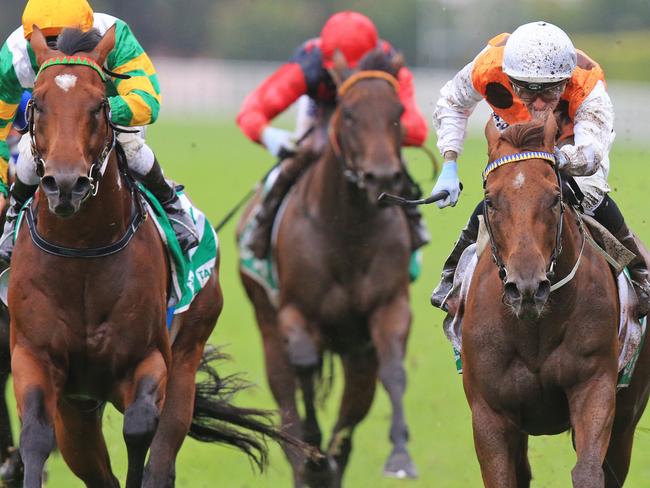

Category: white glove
[554, 146, 570, 170]
[261, 127, 295, 158]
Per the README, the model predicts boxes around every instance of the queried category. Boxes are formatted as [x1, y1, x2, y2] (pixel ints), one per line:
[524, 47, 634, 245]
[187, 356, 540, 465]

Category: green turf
[12, 118, 650, 487]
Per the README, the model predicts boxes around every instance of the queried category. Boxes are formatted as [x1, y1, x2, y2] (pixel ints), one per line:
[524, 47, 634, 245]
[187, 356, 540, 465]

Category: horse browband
[337, 71, 400, 97]
[36, 56, 106, 82]
[482, 151, 556, 183]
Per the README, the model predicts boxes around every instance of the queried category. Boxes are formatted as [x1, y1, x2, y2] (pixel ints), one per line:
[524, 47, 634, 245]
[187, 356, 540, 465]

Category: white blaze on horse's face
[54, 74, 78, 92]
[513, 171, 526, 190]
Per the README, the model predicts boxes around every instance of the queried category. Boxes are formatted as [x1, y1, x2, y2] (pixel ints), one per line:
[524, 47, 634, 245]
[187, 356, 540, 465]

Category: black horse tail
[189, 348, 312, 471]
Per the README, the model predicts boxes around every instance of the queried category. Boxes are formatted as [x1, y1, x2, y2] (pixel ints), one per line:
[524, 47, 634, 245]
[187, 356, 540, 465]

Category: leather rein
[22, 56, 145, 258]
[327, 70, 401, 189]
[482, 151, 586, 292]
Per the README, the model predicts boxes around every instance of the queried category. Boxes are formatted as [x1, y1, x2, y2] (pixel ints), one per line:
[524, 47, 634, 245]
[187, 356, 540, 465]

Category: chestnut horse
[461, 115, 650, 487]
[9, 27, 287, 488]
[239, 50, 417, 487]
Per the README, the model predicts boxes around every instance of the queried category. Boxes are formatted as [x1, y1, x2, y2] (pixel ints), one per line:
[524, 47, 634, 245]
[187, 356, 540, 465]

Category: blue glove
[431, 161, 461, 208]
[261, 127, 295, 158]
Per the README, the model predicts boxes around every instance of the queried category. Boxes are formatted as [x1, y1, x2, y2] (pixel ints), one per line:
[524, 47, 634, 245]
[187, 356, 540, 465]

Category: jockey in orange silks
[236, 11, 429, 259]
[430, 21, 650, 317]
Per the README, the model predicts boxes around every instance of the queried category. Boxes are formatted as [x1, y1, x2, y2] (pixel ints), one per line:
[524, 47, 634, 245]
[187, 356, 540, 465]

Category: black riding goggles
[509, 77, 567, 103]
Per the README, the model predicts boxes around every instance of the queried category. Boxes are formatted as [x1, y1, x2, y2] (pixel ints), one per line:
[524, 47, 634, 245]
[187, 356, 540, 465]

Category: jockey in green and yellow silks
[0, 0, 198, 265]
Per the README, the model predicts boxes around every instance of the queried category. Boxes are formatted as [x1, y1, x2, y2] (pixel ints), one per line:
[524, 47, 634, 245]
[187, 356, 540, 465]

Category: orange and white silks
[470, 33, 606, 133]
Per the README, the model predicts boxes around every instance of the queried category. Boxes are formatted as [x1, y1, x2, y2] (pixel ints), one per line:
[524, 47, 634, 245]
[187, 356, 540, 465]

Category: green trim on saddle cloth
[618, 315, 647, 388]
[13, 190, 218, 315]
[409, 249, 422, 282]
[137, 184, 218, 314]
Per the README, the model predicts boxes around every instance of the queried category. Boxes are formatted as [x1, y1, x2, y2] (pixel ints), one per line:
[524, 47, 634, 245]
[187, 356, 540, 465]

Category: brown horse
[9, 26, 288, 488]
[239, 50, 417, 487]
[460, 115, 650, 487]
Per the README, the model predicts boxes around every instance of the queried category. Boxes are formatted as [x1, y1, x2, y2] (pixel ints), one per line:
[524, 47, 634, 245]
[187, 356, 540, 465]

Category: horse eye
[342, 108, 354, 124]
[551, 194, 561, 208]
[485, 198, 494, 210]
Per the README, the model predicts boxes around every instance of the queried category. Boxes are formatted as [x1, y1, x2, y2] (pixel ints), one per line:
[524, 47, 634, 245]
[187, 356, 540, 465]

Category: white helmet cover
[503, 21, 577, 83]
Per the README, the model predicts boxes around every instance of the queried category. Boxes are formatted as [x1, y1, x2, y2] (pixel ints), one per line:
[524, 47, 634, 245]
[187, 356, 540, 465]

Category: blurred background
[1, 0, 648, 140]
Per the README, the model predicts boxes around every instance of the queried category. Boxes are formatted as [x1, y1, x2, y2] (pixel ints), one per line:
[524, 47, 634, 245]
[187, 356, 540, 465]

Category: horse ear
[390, 52, 405, 78]
[328, 49, 350, 87]
[542, 110, 558, 152]
[485, 118, 501, 159]
[31, 26, 56, 66]
[91, 25, 116, 66]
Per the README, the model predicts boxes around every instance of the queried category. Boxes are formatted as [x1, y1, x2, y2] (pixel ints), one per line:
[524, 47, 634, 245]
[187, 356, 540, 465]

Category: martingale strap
[482, 151, 556, 183]
[36, 56, 106, 82]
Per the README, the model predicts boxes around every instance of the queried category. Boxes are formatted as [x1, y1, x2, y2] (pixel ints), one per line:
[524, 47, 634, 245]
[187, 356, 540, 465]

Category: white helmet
[503, 21, 577, 84]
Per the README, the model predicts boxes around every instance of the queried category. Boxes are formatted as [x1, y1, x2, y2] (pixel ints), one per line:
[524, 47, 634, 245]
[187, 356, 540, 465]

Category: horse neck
[36, 153, 133, 248]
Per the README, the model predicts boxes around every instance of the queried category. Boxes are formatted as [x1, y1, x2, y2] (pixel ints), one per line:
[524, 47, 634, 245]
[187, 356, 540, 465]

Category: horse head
[327, 48, 405, 205]
[28, 25, 116, 217]
[484, 113, 562, 320]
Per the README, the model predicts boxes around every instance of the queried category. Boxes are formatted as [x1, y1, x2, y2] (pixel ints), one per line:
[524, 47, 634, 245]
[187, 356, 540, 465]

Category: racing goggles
[509, 77, 567, 103]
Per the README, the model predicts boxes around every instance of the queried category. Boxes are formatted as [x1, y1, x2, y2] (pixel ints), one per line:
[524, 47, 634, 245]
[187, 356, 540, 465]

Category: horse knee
[279, 308, 319, 368]
[123, 377, 160, 448]
[572, 460, 604, 488]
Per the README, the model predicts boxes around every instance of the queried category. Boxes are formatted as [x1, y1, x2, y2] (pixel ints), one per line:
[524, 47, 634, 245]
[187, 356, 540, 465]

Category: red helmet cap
[320, 11, 378, 69]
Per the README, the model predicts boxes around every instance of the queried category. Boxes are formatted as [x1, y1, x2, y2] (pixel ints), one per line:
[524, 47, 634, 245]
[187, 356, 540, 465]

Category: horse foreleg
[119, 349, 167, 488]
[260, 320, 305, 486]
[55, 399, 119, 487]
[144, 342, 205, 488]
[11, 345, 57, 488]
[468, 395, 526, 488]
[568, 373, 617, 488]
[369, 295, 417, 479]
[327, 350, 378, 487]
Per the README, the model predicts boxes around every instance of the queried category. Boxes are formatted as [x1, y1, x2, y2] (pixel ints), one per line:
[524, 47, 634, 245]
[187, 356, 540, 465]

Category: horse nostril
[41, 176, 58, 195]
[504, 281, 521, 303]
[392, 171, 402, 183]
[73, 176, 92, 195]
[535, 280, 551, 302]
[364, 172, 376, 184]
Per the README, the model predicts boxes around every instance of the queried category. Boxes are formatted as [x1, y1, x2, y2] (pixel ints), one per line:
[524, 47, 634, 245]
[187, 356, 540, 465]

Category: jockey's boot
[401, 178, 430, 251]
[614, 223, 650, 317]
[430, 204, 481, 311]
[248, 155, 308, 259]
[138, 158, 199, 253]
[0, 180, 39, 267]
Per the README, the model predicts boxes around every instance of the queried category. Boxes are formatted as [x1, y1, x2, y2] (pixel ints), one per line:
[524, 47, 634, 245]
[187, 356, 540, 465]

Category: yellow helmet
[22, 0, 94, 39]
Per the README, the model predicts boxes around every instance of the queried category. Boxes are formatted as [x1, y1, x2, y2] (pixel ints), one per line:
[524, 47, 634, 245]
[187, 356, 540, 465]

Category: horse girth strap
[337, 71, 400, 98]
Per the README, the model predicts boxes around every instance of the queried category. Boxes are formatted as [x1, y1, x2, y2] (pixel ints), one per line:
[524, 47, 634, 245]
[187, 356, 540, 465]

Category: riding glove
[261, 126, 295, 158]
[554, 146, 570, 170]
[431, 161, 462, 208]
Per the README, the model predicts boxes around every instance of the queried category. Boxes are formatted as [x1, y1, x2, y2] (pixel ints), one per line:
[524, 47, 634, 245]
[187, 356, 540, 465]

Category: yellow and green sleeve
[106, 19, 161, 127]
[0, 40, 24, 194]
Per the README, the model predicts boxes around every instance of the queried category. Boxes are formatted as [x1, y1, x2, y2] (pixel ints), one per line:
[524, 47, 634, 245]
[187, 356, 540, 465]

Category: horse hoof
[383, 450, 418, 479]
[302, 455, 337, 488]
[0, 449, 24, 487]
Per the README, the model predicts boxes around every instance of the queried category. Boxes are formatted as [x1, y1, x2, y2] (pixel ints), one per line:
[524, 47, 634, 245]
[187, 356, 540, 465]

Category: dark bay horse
[239, 50, 417, 487]
[9, 26, 287, 488]
[461, 115, 650, 487]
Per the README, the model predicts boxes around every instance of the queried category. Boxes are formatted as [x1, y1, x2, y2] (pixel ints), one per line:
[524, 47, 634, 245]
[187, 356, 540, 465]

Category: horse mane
[56, 28, 102, 55]
[500, 119, 547, 152]
[357, 48, 401, 77]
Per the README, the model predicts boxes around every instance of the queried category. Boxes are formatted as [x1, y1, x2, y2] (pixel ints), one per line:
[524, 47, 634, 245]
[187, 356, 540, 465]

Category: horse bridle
[328, 70, 401, 189]
[26, 55, 137, 198]
[481, 151, 566, 284]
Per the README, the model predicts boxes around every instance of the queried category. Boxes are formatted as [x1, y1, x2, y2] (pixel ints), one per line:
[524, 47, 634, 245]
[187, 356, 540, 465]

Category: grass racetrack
[7, 118, 650, 487]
